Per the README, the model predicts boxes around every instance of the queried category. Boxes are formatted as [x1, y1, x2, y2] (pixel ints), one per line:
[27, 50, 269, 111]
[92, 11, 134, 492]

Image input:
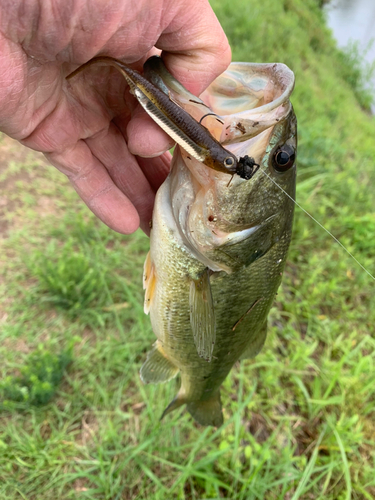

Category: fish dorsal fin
[239, 320, 268, 359]
[189, 269, 216, 362]
[140, 341, 179, 384]
[143, 251, 156, 314]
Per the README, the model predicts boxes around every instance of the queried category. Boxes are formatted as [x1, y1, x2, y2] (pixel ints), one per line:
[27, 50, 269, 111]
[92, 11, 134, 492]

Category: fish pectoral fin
[143, 251, 156, 314]
[140, 342, 179, 384]
[240, 320, 268, 360]
[187, 391, 223, 427]
[189, 269, 216, 362]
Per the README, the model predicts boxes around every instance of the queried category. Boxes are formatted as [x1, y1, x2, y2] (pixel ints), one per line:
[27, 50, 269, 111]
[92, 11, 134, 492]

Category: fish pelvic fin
[187, 391, 223, 427]
[140, 341, 179, 384]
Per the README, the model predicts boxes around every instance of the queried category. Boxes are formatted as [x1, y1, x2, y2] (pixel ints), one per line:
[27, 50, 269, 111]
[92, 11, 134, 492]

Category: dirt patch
[0, 133, 35, 167]
[1, 337, 31, 354]
[76, 410, 100, 447]
[0, 134, 47, 237]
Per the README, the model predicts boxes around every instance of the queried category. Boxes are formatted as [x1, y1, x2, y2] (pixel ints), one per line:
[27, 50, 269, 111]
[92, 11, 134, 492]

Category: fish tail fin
[160, 390, 186, 421]
[187, 391, 223, 427]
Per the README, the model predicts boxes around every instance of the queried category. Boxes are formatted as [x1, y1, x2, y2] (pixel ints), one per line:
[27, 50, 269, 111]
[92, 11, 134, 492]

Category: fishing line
[258, 168, 375, 282]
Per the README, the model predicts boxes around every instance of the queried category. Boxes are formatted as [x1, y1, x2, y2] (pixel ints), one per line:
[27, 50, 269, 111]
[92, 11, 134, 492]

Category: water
[324, 0, 375, 113]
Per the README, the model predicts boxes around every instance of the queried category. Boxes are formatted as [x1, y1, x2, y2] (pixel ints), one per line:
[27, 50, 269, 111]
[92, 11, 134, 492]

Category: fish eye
[224, 156, 235, 168]
[272, 145, 296, 172]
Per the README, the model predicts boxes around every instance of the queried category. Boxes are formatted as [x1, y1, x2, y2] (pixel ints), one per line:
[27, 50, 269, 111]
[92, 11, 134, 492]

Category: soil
[0, 134, 47, 237]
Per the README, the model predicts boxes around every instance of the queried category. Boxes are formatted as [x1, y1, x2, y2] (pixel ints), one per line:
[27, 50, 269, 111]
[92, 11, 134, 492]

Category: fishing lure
[67, 56, 258, 180]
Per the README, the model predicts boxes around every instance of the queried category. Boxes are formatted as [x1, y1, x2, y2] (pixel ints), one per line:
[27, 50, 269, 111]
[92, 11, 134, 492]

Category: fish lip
[205, 62, 295, 116]
[237, 62, 295, 114]
[203, 63, 295, 149]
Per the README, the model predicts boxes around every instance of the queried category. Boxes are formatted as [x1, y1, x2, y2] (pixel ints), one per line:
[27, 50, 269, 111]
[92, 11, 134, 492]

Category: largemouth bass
[141, 59, 297, 426]
[68, 57, 297, 426]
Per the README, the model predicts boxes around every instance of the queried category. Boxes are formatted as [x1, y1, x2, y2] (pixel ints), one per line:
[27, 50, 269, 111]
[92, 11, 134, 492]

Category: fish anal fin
[187, 391, 223, 427]
[189, 269, 216, 362]
[160, 391, 186, 421]
[140, 342, 179, 384]
[240, 320, 268, 360]
[143, 251, 156, 314]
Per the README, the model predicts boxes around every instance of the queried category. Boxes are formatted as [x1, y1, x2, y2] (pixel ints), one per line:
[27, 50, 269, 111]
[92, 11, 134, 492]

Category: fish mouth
[162, 61, 295, 149]
[163, 61, 295, 181]
[164, 61, 296, 271]
[142, 57, 295, 180]
[202, 62, 295, 115]
[202, 62, 295, 147]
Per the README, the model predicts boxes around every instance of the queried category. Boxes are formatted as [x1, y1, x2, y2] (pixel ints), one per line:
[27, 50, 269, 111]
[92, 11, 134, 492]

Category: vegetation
[0, 0, 374, 498]
[0, 346, 73, 409]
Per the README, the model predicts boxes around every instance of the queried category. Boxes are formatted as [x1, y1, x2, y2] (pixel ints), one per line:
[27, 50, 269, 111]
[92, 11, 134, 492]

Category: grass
[0, 346, 73, 409]
[1, 0, 375, 498]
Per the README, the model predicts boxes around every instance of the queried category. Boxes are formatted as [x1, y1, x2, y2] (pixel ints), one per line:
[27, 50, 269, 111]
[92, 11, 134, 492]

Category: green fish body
[142, 62, 297, 426]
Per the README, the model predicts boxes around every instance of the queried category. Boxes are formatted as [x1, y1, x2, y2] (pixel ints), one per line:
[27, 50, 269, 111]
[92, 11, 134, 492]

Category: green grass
[0, 346, 73, 409]
[1, 0, 375, 498]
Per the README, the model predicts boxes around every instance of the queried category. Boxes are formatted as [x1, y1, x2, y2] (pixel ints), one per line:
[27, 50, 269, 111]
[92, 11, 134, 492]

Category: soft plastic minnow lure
[67, 56, 259, 180]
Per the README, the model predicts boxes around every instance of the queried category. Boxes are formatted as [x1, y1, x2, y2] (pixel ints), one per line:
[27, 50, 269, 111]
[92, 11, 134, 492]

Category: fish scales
[146, 150, 295, 425]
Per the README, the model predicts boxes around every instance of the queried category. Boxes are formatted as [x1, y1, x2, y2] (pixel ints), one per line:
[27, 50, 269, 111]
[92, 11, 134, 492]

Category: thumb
[157, 0, 231, 96]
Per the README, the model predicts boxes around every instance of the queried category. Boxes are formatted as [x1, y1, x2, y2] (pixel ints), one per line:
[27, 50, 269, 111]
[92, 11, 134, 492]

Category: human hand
[0, 0, 231, 234]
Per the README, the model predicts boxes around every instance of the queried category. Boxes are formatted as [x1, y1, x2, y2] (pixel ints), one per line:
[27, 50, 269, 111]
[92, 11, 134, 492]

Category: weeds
[0, 346, 72, 409]
[29, 240, 102, 312]
[336, 41, 375, 111]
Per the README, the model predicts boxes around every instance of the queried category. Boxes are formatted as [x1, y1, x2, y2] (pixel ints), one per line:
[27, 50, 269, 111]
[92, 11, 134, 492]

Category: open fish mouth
[151, 59, 296, 270]
[144, 57, 296, 193]
[202, 62, 295, 144]
[147, 57, 295, 149]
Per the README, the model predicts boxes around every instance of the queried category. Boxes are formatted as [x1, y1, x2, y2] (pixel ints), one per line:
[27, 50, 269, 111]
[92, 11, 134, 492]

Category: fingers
[46, 140, 141, 235]
[85, 122, 157, 233]
[157, 0, 232, 95]
[2, 0, 231, 239]
[20, 64, 168, 235]
[66, 61, 173, 163]
[126, 0, 231, 159]
[126, 104, 175, 157]
[136, 151, 171, 193]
